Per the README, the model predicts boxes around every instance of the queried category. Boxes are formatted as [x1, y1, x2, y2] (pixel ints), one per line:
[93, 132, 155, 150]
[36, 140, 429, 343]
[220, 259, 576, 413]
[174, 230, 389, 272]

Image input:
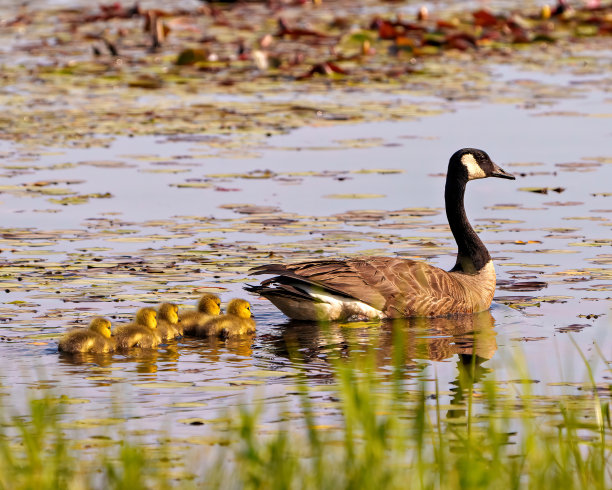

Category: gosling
[114, 307, 161, 349]
[157, 303, 181, 340]
[180, 294, 222, 336]
[58, 317, 115, 354]
[194, 299, 255, 339]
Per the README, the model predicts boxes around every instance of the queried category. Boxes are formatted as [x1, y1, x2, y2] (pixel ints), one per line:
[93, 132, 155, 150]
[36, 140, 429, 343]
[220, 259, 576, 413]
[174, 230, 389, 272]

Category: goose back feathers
[248, 258, 496, 320]
[246, 148, 514, 320]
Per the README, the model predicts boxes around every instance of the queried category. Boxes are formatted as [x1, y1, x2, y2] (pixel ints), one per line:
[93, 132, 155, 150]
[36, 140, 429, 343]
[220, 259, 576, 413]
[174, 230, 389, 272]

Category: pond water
[0, 53, 610, 458]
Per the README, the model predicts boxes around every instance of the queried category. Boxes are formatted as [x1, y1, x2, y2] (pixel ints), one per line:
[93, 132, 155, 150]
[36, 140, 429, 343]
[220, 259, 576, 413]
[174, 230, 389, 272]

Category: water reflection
[447, 354, 491, 419]
[55, 311, 496, 426]
[58, 351, 115, 368]
[269, 310, 497, 366]
[56, 335, 256, 380]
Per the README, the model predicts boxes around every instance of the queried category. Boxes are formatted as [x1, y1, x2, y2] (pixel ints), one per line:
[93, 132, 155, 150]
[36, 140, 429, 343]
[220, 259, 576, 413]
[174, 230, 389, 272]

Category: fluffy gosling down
[180, 294, 222, 336]
[157, 303, 182, 340]
[114, 307, 161, 349]
[194, 299, 255, 338]
[58, 317, 115, 354]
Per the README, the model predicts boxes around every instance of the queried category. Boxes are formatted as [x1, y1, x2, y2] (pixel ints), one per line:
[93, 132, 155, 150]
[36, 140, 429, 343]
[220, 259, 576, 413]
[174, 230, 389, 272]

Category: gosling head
[449, 148, 515, 182]
[89, 317, 112, 338]
[198, 294, 222, 315]
[135, 308, 157, 330]
[158, 303, 179, 324]
[226, 299, 252, 319]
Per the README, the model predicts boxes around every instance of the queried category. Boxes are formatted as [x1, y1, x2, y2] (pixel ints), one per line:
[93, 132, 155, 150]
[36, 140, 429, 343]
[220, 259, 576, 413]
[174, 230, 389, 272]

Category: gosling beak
[490, 162, 515, 180]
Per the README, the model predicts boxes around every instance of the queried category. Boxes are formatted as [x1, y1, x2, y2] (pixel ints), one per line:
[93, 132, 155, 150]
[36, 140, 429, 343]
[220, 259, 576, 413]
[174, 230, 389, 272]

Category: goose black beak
[490, 163, 515, 180]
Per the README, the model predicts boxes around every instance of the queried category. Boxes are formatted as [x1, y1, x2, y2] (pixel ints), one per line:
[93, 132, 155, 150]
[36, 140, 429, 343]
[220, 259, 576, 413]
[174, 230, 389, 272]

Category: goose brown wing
[250, 260, 388, 309]
[250, 258, 469, 317]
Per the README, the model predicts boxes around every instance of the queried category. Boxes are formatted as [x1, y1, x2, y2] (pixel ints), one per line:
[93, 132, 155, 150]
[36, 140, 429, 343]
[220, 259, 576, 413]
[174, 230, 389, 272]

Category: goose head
[135, 308, 158, 330]
[198, 294, 222, 315]
[158, 303, 179, 324]
[89, 317, 112, 338]
[449, 148, 515, 182]
[226, 299, 253, 319]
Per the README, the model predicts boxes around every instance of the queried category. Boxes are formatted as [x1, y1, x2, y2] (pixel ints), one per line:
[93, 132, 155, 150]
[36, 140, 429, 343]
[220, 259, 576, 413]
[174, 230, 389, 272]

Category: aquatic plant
[1, 330, 609, 489]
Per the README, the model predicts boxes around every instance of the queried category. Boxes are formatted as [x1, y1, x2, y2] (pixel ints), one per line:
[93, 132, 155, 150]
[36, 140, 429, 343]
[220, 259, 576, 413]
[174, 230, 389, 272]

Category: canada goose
[246, 148, 515, 320]
[194, 299, 256, 338]
[114, 307, 161, 349]
[157, 303, 181, 340]
[180, 294, 222, 336]
[58, 317, 115, 353]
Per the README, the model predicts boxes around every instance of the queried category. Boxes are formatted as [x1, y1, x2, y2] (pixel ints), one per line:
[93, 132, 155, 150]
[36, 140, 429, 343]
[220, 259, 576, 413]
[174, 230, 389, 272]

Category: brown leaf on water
[248, 218, 297, 226]
[519, 187, 566, 194]
[176, 48, 209, 66]
[333, 210, 387, 222]
[220, 204, 281, 215]
[32, 180, 85, 187]
[555, 162, 601, 171]
[49, 193, 113, 206]
[543, 201, 583, 206]
[498, 281, 548, 292]
[556, 324, 590, 333]
[519, 187, 549, 194]
[298, 62, 349, 80]
[127, 74, 164, 90]
[79, 161, 132, 168]
[588, 255, 612, 265]
[372, 18, 398, 40]
[510, 337, 548, 342]
[473, 9, 501, 27]
[277, 17, 334, 39]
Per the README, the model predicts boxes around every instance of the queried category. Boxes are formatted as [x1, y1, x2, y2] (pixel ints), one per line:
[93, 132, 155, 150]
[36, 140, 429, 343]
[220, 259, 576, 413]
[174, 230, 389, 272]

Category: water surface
[0, 57, 610, 458]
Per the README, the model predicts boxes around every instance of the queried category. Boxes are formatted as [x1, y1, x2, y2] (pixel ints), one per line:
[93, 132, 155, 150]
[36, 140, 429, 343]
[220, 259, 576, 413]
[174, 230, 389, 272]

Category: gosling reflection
[57, 337, 184, 378]
[180, 335, 255, 364]
[58, 351, 115, 369]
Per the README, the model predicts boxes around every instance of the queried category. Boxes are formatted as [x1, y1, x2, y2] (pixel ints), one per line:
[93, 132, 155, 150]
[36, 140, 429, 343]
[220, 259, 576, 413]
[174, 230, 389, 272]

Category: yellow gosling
[157, 303, 181, 340]
[195, 299, 255, 339]
[58, 317, 115, 354]
[114, 307, 161, 350]
[179, 294, 222, 336]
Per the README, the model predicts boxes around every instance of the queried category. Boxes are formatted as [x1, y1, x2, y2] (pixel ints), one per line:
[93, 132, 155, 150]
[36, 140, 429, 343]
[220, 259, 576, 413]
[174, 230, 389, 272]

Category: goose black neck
[445, 175, 491, 273]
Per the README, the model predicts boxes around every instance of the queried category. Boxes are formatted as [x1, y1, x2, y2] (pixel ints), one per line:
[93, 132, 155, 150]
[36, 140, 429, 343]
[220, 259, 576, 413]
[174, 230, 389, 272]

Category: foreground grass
[1, 333, 610, 489]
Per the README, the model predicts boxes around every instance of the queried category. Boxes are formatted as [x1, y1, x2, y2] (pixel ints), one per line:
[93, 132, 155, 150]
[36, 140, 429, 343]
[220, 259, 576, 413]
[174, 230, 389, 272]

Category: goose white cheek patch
[461, 154, 486, 180]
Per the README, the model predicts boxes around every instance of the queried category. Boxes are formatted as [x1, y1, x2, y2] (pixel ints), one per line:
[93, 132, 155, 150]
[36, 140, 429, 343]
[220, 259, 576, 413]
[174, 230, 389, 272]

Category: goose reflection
[270, 309, 497, 366]
[271, 310, 497, 421]
[447, 353, 491, 420]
